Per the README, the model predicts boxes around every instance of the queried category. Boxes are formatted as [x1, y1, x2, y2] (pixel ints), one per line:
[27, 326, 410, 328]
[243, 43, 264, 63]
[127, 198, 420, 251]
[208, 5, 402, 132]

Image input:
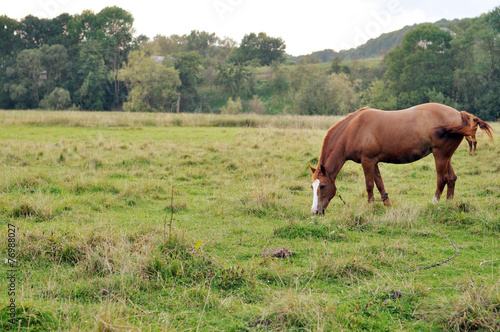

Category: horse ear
[309, 165, 316, 174]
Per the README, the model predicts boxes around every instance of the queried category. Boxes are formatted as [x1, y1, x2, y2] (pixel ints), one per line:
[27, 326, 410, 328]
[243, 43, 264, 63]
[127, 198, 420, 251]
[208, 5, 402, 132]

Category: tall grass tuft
[446, 280, 500, 331]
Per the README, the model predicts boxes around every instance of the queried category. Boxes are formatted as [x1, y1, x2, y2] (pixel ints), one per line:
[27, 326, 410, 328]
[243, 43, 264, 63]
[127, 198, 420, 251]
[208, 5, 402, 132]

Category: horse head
[310, 164, 336, 215]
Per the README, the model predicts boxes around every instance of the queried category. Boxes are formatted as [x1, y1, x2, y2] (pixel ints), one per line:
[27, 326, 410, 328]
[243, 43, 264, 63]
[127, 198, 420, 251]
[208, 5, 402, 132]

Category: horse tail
[474, 117, 494, 140]
[436, 111, 494, 140]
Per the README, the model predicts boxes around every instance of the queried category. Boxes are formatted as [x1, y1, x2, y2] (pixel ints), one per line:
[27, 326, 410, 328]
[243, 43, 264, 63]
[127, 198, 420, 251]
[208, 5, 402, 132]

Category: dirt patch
[261, 247, 293, 258]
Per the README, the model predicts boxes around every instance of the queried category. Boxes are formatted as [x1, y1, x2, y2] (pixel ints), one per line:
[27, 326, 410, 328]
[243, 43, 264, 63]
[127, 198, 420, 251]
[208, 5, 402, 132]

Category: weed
[0, 302, 57, 331]
[11, 196, 58, 221]
[273, 221, 333, 241]
[215, 266, 248, 290]
[315, 255, 374, 281]
[445, 280, 500, 331]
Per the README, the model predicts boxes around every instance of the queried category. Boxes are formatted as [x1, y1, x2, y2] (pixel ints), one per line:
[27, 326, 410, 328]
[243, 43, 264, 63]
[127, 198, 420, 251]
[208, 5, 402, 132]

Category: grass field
[1, 111, 499, 331]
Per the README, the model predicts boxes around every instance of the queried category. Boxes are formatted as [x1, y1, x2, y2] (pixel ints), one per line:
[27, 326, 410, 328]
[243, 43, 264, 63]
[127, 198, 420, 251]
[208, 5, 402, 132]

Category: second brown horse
[310, 103, 493, 215]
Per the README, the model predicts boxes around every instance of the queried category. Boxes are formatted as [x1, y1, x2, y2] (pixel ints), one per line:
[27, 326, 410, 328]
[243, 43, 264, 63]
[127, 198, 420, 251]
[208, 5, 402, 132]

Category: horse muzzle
[311, 207, 325, 215]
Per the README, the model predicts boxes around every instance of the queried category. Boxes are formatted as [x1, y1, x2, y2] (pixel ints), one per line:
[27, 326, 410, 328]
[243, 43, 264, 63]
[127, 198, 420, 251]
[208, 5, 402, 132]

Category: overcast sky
[4, 0, 499, 55]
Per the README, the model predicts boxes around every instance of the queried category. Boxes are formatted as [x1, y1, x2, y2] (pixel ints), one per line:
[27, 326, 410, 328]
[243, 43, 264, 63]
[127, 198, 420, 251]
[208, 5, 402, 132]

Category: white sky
[3, 0, 499, 55]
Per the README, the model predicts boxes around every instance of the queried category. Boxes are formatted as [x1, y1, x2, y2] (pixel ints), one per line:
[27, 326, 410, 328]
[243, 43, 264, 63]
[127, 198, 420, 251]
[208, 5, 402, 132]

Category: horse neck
[319, 114, 358, 181]
[320, 141, 346, 181]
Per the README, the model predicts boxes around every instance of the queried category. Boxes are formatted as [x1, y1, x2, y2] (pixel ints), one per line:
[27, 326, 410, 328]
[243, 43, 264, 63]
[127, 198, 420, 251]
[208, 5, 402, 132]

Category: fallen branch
[479, 259, 500, 267]
[391, 229, 459, 275]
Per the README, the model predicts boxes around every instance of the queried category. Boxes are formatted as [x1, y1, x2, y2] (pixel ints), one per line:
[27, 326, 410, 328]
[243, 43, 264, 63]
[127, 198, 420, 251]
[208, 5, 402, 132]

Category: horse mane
[319, 107, 369, 165]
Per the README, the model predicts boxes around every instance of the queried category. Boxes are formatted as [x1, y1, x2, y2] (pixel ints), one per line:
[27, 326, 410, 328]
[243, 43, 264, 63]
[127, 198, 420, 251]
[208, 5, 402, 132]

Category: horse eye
[320, 185, 326, 190]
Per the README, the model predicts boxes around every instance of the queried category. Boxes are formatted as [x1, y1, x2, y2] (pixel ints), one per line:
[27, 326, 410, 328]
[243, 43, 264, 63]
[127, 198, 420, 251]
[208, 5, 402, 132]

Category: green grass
[0, 111, 499, 331]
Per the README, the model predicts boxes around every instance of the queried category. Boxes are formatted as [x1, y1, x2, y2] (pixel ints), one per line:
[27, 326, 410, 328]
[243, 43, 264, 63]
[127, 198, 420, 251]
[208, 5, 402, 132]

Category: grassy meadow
[0, 111, 499, 331]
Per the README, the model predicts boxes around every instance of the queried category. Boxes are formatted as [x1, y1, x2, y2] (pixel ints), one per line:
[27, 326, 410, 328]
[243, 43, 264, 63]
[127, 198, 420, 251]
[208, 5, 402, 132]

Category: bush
[220, 97, 243, 114]
[40, 88, 71, 110]
[248, 95, 266, 114]
[294, 73, 359, 115]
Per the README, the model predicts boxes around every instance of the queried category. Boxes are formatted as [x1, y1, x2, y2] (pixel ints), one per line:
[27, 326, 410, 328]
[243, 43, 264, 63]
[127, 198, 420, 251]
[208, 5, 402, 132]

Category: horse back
[343, 103, 464, 163]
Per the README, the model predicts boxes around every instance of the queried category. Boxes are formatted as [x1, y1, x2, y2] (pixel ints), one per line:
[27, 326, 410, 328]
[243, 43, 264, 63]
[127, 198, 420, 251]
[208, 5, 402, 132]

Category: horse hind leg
[374, 164, 390, 206]
[433, 157, 450, 203]
[446, 161, 457, 200]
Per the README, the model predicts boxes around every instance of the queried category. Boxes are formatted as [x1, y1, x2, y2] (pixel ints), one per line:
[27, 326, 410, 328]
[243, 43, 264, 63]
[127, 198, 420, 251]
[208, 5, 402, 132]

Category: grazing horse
[465, 135, 477, 155]
[310, 103, 493, 215]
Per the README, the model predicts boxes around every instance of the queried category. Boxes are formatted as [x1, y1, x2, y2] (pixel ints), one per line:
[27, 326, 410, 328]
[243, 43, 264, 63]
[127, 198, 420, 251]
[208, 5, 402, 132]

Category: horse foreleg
[466, 136, 473, 155]
[472, 135, 477, 155]
[361, 159, 376, 203]
[374, 164, 391, 206]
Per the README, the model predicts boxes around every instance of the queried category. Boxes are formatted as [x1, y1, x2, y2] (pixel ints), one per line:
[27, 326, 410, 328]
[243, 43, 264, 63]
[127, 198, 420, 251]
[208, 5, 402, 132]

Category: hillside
[290, 19, 460, 62]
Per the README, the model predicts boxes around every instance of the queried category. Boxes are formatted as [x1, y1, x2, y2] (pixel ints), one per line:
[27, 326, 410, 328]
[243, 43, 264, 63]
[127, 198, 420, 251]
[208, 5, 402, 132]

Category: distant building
[151, 56, 165, 63]
[39, 70, 47, 82]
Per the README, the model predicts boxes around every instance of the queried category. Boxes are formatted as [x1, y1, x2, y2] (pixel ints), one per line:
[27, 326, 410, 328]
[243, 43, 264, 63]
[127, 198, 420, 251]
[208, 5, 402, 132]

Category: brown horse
[465, 135, 477, 155]
[310, 103, 493, 215]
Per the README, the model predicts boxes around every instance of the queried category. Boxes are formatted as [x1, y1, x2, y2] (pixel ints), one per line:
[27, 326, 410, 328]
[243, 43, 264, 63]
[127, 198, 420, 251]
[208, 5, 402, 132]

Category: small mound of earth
[261, 247, 293, 258]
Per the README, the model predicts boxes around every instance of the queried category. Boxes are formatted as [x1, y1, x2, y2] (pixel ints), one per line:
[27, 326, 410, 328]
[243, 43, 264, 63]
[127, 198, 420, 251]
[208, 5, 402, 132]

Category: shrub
[248, 95, 266, 114]
[445, 281, 500, 331]
[40, 88, 71, 110]
[294, 73, 359, 115]
[220, 97, 242, 114]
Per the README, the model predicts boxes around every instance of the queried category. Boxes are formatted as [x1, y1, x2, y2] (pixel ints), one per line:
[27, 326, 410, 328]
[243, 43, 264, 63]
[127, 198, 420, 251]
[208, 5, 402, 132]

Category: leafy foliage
[0, 6, 499, 119]
[119, 51, 180, 112]
[220, 97, 243, 115]
[39, 87, 71, 110]
[230, 32, 286, 66]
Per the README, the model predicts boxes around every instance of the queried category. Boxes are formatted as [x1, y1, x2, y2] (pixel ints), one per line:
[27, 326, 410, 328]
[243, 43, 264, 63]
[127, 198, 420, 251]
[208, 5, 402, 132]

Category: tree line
[0, 6, 498, 120]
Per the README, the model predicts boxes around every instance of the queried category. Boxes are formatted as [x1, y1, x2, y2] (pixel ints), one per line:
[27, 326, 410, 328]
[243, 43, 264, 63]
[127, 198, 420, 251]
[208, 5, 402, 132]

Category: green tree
[20, 15, 51, 48]
[385, 24, 454, 108]
[141, 34, 184, 56]
[46, 13, 74, 47]
[66, 10, 99, 44]
[365, 79, 397, 110]
[0, 15, 22, 62]
[270, 62, 290, 94]
[452, 7, 500, 120]
[0, 15, 22, 108]
[230, 32, 286, 66]
[298, 54, 320, 65]
[20, 14, 74, 48]
[289, 63, 320, 91]
[119, 51, 180, 112]
[295, 73, 358, 115]
[67, 7, 136, 108]
[6, 49, 43, 108]
[76, 41, 110, 110]
[215, 63, 251, 99]
[96, 6, 136, 108]
[185, 30, 218, 58]
[40, 87, 71, 110]
[40, 44, 69, 95]
[174, 51, 201, 112]
[329, 56, 350, 74]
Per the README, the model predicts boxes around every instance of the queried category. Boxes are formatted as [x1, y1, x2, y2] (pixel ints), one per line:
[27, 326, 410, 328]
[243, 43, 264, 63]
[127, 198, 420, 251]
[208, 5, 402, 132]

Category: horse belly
[380, 146, 432, 164]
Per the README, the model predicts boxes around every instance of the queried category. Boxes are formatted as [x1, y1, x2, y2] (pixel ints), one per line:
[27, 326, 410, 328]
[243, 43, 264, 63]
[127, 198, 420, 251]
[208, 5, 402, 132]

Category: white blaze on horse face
[311, 179, 320, 214]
